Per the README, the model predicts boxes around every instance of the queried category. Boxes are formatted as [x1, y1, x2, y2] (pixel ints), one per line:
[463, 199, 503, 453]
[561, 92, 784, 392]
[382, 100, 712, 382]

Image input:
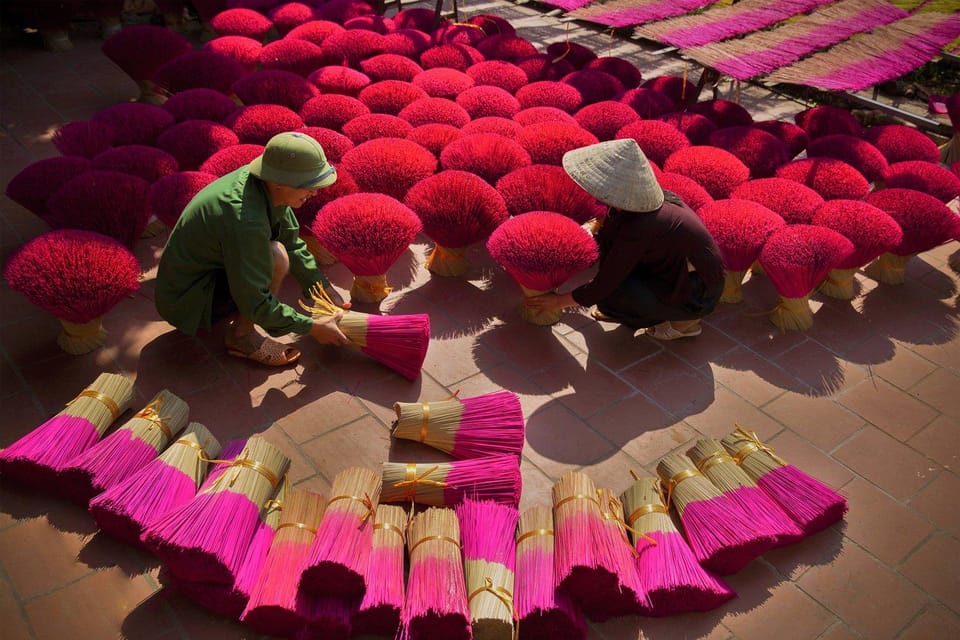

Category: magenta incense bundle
[380, 455, 522, 507]
[352, 505, 408, 637]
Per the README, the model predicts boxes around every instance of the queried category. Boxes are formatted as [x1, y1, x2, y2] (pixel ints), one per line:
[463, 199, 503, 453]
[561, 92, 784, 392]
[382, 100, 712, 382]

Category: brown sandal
[591, 308, 616, 322]
[226, 333, 301, 367]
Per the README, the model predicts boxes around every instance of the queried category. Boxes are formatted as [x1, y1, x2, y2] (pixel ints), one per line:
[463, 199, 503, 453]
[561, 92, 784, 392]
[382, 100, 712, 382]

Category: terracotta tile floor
[2, 3, 960, 640]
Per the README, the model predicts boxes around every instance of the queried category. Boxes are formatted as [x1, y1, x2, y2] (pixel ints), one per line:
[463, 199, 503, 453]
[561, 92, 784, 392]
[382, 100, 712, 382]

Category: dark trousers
[596, 271, 722, 329]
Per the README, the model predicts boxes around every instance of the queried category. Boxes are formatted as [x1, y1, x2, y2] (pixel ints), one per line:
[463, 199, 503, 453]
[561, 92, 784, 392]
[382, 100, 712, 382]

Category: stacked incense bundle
[392, 390, 525, 459]
[721, 425, 847, 536]
[293, 597, 354, 640]
[620, 475, 735, 616]
[380, 455, 522, 507]
[242, 488, 327, 636]
[656, 455, 775, 575]
[399, 507, 471, 640]
[594, 487, 650, 619]
[552, 472, 644, 621]
[142, 435, 290, 583]
[457, 499, 519, 640]
[300, 466, 382, 597]
[687, 439, 804, 547]
[59, 390, 189, 504]
[300, 283, 430, 381]
[514, 505, 586, 640]
[352, 505, 408, 637]
[89, 422, 221, 546]
[0, 373, 134, 488]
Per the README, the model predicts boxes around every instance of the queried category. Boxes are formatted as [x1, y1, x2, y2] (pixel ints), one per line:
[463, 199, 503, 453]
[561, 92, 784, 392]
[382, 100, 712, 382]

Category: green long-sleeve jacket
[155, 167, 328, 337]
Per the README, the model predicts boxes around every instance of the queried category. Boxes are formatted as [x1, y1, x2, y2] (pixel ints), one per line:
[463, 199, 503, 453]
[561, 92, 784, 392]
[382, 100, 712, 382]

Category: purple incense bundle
[380, 455, 523, 507]
[722, 426, 847, 536]
[352, 505, 408, 637]
[392, 390, 525, 459]
[514, 505, 586, 640]
[0, 373, 134, 489]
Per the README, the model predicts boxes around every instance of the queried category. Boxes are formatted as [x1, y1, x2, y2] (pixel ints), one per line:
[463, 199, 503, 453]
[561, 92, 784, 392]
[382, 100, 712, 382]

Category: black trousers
[596, 271, 722, 329]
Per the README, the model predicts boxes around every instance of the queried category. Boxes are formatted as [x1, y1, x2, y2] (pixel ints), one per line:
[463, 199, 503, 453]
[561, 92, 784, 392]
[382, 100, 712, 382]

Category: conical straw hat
[562, 139, 664, 213]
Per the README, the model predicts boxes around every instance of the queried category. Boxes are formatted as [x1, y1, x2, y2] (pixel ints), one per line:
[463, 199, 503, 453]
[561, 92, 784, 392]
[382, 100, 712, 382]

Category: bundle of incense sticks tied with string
[300, 283, 430, 381]
[721, 425, 847, 536]
[0, 372, 134, 489]
[514, 505, 586, 640]
[299, 466, 382, 598]
[392, 389, 525, 459]
[656, 454, 776, 576]
[141, 435, 290, 584]
[380, 455, 522, 507]
[594, 487, 652, 619]
[620, 473, 735, 616]
[399, 507, 472, 640]
[59, 390, 189, 504]
[687, 438, 804, 547]
[551, 471, 646, 621]
[89, 422, 221, 546]
[352, 505, 408, 638]
[457, 498, 519, 640]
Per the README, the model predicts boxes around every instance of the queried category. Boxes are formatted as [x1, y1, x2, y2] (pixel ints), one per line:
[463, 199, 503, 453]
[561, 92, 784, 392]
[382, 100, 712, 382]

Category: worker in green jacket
[156, 132, 350, 367]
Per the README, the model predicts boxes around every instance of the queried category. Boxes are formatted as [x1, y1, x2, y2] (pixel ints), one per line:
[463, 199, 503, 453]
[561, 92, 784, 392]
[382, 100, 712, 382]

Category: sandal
[646, 323, 702, 341]
[591, 308, 616, 322]
[226, 333, 301, 367]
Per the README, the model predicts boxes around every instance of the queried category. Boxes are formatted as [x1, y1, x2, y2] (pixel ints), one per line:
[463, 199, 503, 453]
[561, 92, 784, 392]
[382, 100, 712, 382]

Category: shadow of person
[77, 529, 161, 577]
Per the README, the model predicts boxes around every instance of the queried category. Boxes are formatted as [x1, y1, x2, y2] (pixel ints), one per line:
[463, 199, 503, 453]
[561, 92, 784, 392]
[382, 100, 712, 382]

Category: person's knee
[270, 241, 290, 279]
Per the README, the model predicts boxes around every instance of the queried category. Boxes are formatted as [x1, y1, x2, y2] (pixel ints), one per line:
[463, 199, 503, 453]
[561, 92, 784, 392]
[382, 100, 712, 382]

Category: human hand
[309, 312, 349, 346]
[524, 292, 575, 312]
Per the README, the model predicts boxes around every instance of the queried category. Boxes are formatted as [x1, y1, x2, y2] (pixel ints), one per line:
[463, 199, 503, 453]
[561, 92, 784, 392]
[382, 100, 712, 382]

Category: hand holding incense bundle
[514, 505, 586, 640]
[142, 435, 290, 584]
[242, 488, 327, 636]
[300, 466, 382, 598]
[301, 283, 430, 380]
[656, 455, 775, 576]
[352, 505, 408, 637]
[687, 440, 803, 547]
[59, 390, 189, 504]
[0, 373, 134, 488]
[457, 499, 519, 640]
[380, 455, 522, 507]
[551, 472, 643, 621]
[399, 507, 472, 640]
[620, 475, 734, 616]
[721, 426, 847, 536]
[89, 422, 221, 546]
[392, 390, 525, 459]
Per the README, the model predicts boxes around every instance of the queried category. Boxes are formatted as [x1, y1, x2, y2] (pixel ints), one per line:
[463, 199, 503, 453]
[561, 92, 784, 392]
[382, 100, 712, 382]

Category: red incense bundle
[392, 390, 525, 459]
[380, 455, 522, 507]
[89, 422, 221, 546]
[352, 505, 408, 637]
[514, 505, 586, 640]
[299, 466, 382, 597]
[293, 597, 354, 640]
[399, 507, 471, 640]
[141, 435, 290, 583]
[0, 373, 134, 489]
[687, 440, 804, 547]
[656, 455, 776, 575]
[620, 476, 734, 616]
[721, 426, 847, 536]
[551, 472, 644, 621]
[59, 390, 189, 504]
[457, 498, 519, 640]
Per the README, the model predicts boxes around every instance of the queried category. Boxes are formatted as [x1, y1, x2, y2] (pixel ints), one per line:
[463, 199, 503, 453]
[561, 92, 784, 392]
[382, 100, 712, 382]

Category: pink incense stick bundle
[0, 373, 134, 489]
[552, 472, 644, 621]
[380, 455, 523, 507]
[687, 440, 804, 547]
[592, 488, 650, 619]
[59, 390, 189, 505]
[352, 505, 408, 637]
[656, 454, 776, 576]
[293, 597, 354, 640]
[399, 507, 472, 640]
[299, 466, 382, 598]
[722, 426, 847, 536]
[392, 390, 525, 459]
[514, 505, 586, 640]
[89, 422, 221, 546]
[457, 498, 520, 640]
[141, 435, 290, 583]
[620, 476, 734, 616]
[242, 488, 327, 636]
[197, 438, 248, 491]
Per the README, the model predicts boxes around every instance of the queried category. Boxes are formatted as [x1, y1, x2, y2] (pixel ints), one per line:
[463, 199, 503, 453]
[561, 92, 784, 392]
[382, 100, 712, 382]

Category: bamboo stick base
[818, 268, 857, 300]
[769, 296, 812, 332]
[141, 216, 167, 238]
[136, 80, 167, 106]
[351, 274, 392, 303]
[720, 270, 746, 304]
[301, 234, 338, 266]
[949, 248, 960, 274]
[519, 287, 561, 326]
[58, 318, 106, 355]
[864, 252, 911, 285]
[425, 245, 470, 277]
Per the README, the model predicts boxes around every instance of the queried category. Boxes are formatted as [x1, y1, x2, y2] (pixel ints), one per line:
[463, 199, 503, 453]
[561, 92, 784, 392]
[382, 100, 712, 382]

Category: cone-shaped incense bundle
[392, 390, 524, 459]
[381, 455, 522, 507]
[352, 505, 408, 637]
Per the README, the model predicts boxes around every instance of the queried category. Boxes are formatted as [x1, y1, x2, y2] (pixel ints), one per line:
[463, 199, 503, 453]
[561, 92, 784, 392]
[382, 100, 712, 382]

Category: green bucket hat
[249, 132, 337, 189]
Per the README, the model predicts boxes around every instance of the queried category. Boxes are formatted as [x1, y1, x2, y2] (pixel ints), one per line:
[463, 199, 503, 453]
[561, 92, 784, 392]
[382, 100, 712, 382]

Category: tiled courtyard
[1, 2, 958, 639]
